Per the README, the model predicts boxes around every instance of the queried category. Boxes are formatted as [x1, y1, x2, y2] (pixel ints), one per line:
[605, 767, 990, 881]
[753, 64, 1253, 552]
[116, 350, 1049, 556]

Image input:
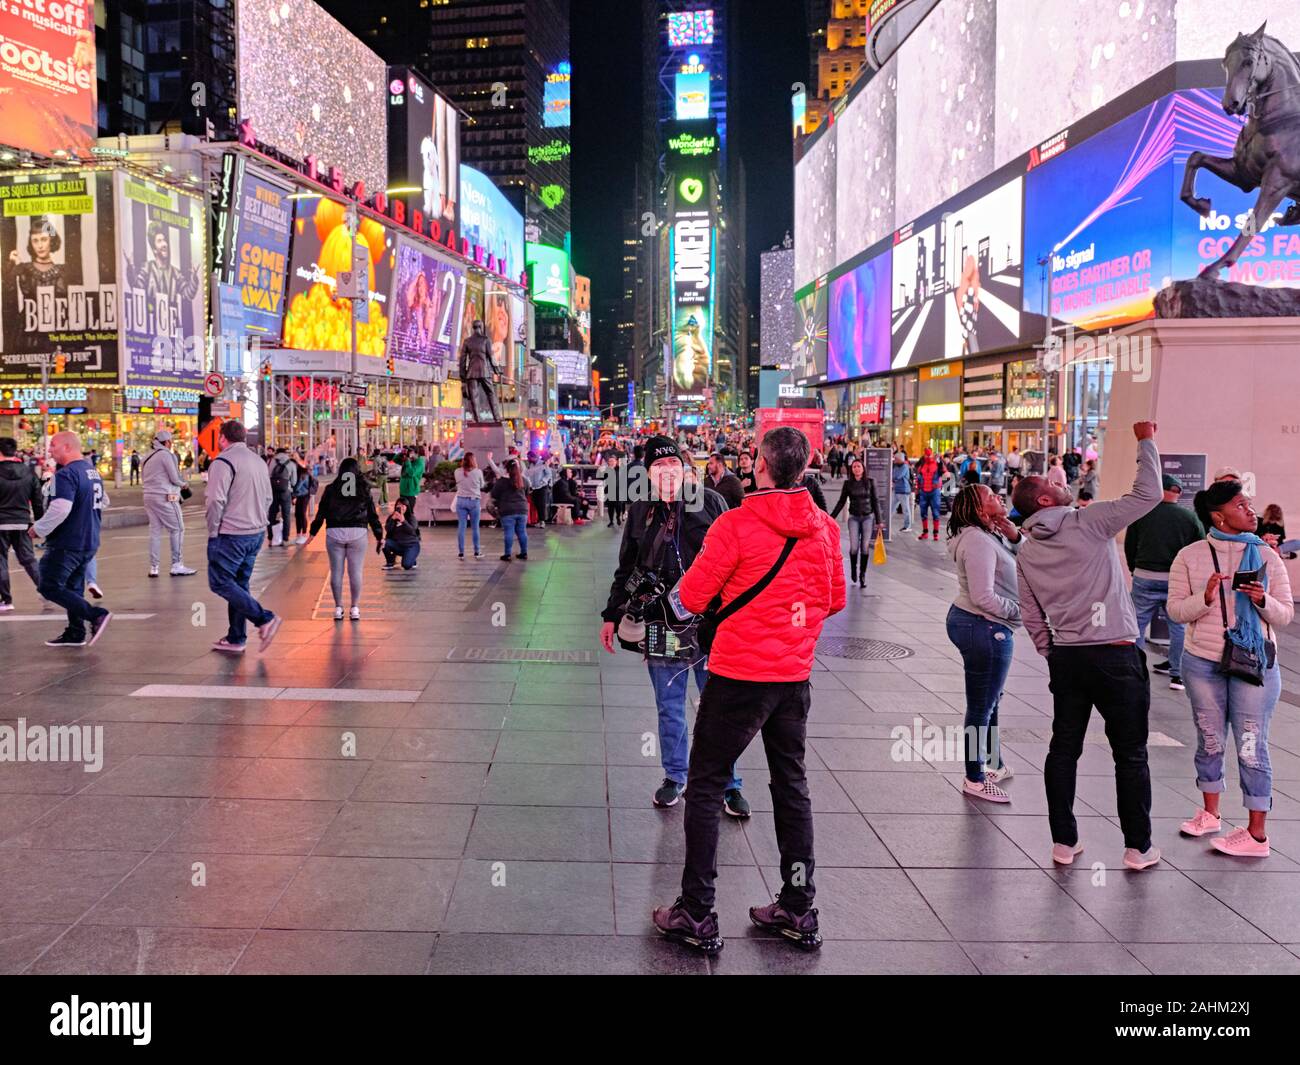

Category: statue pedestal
[463, 422, 508, 460]
[1155, 278, 1300, 318]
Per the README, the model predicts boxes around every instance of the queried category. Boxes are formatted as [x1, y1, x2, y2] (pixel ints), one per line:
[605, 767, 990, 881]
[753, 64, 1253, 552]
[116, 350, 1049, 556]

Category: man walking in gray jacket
[205, 421, 281, 654]
[1013, 422, 1163, 872]
[141, 429, 196, 578]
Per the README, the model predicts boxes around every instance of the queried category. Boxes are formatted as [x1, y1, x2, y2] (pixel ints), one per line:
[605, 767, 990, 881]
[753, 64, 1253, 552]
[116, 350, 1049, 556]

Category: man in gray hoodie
[140, 429, 196, 578]
[1013, 421, 1162, 872]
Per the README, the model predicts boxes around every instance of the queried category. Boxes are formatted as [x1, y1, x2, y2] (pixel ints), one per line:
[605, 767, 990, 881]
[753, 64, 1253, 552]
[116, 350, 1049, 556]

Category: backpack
[270, 459, 292, 493]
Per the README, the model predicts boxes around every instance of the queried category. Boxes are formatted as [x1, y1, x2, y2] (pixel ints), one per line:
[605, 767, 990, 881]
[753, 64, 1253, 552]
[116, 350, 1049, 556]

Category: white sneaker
[1179, 808, 1221, 837]
[295, 535, 308, 545]
[86, 582, 104, 599]
[349, 606, 360, 621]
[962, 778, 1011, 803]
[1052, 842, 1085, 865]
[986, 764, 1014, 784]
[148, 565, 159, 578]
[334, 606, 344, 620]
[0, 602, 13, 612]
[1123, 846, 1162, 871]
[169, 565, 196, 577]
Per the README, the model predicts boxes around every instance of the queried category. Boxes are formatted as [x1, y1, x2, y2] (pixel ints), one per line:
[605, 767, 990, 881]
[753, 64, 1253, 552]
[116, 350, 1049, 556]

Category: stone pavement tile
[83, 852, 303, 928]
[1, 695, 113, 725]
[965, 942, 1148, 975]
[1054, 867, 1272, 943]
[815, 656, 912, 674]
[709, 938, 977, 975]
[835, 770, 985, 815]
[466, 805, 610, 862]
[855, 692, 964, 716]
[352, 761, 488, 805]
[1000, 741, 1123, 777]
[607, 765, 679, 809]
[807, 721, 925, 739]
[733, 769, 860, 813]
[0, 924, 68, 974]
[0, 794, 68, 842]
[808, 672, 849, 691]
[233, 929, 436, 974]
[215, 757, 371, 801]
[933, 771, 1080, 819]
[866, 814, 1038, 868]
[1183, 871, 1300, 943]
[266, 856, 458, 932]
[504, 703, 604, 732]
[159, 798, 342, 855]
[609, 808, 754, 865]
[611, 861, 769, 937]
[81, 754, 251, 798]
[398, 703, 510, 731]
[379, 728, 501, 763]
[511, 683, 603, 707]
[444, 859, 615, 934]
[1129, 942, 1300, 975]
[114, 722, 283, 758]
[187, 700, 317, 727]
[416, 680, 516, 704]
[293, 702, 421, 729]
[428, 932, 707, 975]
[314, 802, 474, 859]
[27, 926, 254, 975]
[1073, 776, 1205, 820]
[1148, 818, 1300, 872]
[435, 663, 523, 683]
[1262, 818, 1300, 862]
[745, 811, 896, 868]
[988, 814, 1128, 868]
[598, 683, 660, 708]
[907, 868, 1112, 942]
[338, 662, 441, 686]
[260, 726, 395, 760]
[493, 729, 606, 765]
[911, 674, 969, 694]
[809, 737, 937, 772]
[600, 703, 660, 732]
[802, 868, 955, 940]
[0, 849, 146, 922]
[4, 795, 203, 852]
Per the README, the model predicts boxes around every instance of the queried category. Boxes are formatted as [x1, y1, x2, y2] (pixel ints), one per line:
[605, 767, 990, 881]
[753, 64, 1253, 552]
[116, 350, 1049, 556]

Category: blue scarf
[1208, 529, 1269, 661]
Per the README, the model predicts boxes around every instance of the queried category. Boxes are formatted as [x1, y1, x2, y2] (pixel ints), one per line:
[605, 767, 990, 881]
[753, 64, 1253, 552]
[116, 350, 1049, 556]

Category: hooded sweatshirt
[949, 525, 1021, 627]
[679, 486, 846, 682]
[0, 459, 44, 529]
[1016, 438, 1162, 655]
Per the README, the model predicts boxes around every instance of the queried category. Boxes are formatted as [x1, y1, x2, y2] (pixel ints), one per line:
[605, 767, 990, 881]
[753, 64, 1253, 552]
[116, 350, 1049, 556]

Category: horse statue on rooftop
[1179, 22, 1300, 279]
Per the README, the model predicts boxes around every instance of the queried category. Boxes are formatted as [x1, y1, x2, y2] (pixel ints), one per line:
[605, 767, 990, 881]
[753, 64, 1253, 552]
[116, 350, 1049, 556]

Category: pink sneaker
[1179, 808, 1221, 837]
[1051, 842, 1084, 865]
[962, 778, 1010, 803]
[1210, 826, 1269, 858]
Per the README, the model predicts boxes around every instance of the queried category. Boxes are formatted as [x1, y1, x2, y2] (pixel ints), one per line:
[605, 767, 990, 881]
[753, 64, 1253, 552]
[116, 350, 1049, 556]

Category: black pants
[606, 501, 624, 525]
[683, 674, 814, 916]
[294, 495, 309, 535]
[267, 491, 292, 542]
[0, 528, 41, 604]
[1045, 644, 1152, 851]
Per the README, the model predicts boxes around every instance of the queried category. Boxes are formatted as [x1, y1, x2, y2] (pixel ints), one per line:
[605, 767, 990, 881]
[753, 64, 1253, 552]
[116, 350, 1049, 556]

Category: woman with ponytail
[1167, 481, 1294, 857]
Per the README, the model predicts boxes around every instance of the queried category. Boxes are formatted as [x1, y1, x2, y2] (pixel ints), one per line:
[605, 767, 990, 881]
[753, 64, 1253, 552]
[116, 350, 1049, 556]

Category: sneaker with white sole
[962, 778, 1010, 803]
[170, 564, 197, 577]
[0, 602, 13, 612]
[334, 606, 345, 620]
[257, 614, 282, 651]
[1210, 826, 1269, 858]
[86, 582, 104, 599]
[1169, 675, 1185, 691]
[295, 535, 308, 545]
[986, 764, 1014, 784]
[1150, 660, 1172, 674]
[1052, 842, 1084, 865]
[1123, 846, 1162, 871]
[45, 631, 86, 647]
[211, 638, 246, 655]
[1179, 808, 1221, 837]
[148, 565, 159, 578]
[350, 606, 360, 620]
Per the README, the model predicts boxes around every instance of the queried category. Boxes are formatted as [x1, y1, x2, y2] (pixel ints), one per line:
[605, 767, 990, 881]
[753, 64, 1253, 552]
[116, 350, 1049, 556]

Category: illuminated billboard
[670, 208, 714, 395]
[459, 165, 525, 282]
[387, 236, 464, 372]
[0, 0, 97, 157]
[667, 9, 715, 47]
[792, 281, 828, 384]
[388, 66, 459, 243]
[675, 71, 711, 121]
[759, 247, 795, 370]
[544, 62, 572, 129]
[211, 156, 293, 340]
[236, 0, 388, 194]
[526, 242, 570, 308]
[828, 251, 892, 382]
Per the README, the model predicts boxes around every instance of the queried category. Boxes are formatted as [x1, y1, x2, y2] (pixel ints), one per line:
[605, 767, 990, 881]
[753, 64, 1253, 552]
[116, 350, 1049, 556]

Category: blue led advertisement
[675, 71, 711, 121]
[544, 63, 571, 128]
[459, 165, 525, 283]
[828, 251, 891, 383]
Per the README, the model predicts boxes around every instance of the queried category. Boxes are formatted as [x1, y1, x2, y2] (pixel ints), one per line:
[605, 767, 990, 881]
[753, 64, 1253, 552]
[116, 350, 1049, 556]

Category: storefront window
[1003, 359, 1056, 421]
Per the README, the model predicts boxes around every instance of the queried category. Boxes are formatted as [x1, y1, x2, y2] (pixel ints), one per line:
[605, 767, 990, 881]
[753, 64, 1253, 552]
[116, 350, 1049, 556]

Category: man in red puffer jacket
[652, 426, 845, 956]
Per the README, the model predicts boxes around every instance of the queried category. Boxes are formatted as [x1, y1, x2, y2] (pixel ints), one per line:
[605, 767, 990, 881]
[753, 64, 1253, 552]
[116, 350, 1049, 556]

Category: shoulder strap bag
[1208, 543, 1274, 686]
[696, 536, 798, 655]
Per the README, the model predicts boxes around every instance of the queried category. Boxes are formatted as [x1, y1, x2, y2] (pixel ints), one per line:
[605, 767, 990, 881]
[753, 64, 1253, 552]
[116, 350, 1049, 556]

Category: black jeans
[1045, 644, 1152, 851]
[683, 674, 814, 917]
[0, 528, 41, 604]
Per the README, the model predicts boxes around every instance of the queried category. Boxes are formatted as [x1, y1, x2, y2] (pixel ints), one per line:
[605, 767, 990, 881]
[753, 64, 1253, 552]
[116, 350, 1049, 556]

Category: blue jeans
[1131, 575, 1185, 674]
[207, 533, 274, 645]
[647, 657, 740, 789]
[848, 515, 875, 560]
[1182, 652, 1280, 812]
[894, 490, 912, 529]
[384, 543, 420, 569]
[945, 605, 1013, 781]
[501, 513, 527, 556]
[918, 487, 942, 522]
[38, 547, 107, 640]
[455, 496, 481, 554]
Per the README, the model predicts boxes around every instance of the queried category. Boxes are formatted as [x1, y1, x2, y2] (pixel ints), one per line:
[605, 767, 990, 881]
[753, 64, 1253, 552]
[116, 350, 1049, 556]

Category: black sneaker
[1169, 675, 1186, 691]
[499, 554, 512, 561]
[1151, 660, 1172, 675]
[85, 611, 112, 647]
[652, 897, 722, 955]
[45, 631, 86, 648]
[516, 553, 528, 560]
[749, 899, 823, 951]
[723, 788, 751, 819]
[653, 778, 685, 808]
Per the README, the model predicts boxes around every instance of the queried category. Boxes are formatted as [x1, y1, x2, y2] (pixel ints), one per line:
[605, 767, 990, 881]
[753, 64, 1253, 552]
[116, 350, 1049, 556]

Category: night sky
[572, 0, 807, 333]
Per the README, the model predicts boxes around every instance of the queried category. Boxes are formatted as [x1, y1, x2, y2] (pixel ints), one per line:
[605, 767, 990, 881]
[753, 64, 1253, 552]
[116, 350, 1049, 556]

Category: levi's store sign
[236, 119, 526, 289]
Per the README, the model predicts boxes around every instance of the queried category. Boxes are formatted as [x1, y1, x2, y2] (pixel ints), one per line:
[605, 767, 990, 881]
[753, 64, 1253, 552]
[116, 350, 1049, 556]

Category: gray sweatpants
[144, 494, 185, 569]
[326, 527, 368, 607]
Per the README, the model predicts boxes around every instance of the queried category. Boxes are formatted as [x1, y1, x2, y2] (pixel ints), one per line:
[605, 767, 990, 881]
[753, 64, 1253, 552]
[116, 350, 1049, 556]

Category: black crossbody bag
[696, 537, 798, 654]
[1208, 543, 1275, 686]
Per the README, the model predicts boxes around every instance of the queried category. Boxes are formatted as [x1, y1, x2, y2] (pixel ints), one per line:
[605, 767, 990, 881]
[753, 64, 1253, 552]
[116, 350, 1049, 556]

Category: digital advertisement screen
[675, 72, 711, 121]
[388, 67, 460, 243]
[667, 9, 714, 47]
[891, 177, 1023, 368]
[212, 157, 293, 339]
[828, 251, 892, 383]
[526, 242, 570, 308]
[0, 171, 117, 385]
[283, 195, 393, 356]
[548, 349, 590, 387]
[236, 0, 388, 194]
[760, 247, 795, 369]
[544, 63, 572, 129]
[671, 209, 714, 395]
[792, 283, 828, 384]
[0, 0, 97, 158]
[387, 237, 464, 372]
[484, 287, 525, 380]
[459, 270, 485, 356]
[116, 173, 207, 390]
[794, 121, 837, 291]
[459, 165, 525, 282]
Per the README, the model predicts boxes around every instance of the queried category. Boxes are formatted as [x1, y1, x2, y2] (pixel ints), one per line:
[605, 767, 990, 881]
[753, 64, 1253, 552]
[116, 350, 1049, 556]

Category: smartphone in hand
[1231, 568, 1262, 590]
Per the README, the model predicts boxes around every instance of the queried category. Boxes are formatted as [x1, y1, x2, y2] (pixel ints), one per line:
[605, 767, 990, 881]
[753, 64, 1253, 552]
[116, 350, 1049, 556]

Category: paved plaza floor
[2, 496, 1299, 975]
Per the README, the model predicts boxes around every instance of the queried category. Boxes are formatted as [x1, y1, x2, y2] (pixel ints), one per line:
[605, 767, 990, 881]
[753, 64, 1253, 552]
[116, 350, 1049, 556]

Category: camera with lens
[617, 568, 697, 658]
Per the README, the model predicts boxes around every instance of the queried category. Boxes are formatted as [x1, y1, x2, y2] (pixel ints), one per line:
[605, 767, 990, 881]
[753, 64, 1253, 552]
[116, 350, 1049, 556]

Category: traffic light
[53, 352, 67, 375]
[261, 362, 272, 384]
[386, 356, 395, 376]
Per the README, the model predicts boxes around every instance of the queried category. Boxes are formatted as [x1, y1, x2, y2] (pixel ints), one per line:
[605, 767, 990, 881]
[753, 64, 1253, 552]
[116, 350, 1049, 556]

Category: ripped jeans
[1181, 652, 1280, 812]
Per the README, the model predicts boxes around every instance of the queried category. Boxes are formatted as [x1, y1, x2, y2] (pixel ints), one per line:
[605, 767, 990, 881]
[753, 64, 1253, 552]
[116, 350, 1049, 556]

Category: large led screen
[212, 157, 293, 339]
[460, 165, 525, 282]
[836, 68, 897, 267]
[544, 64, 572, 129]
[236, 0, 388, 194]
[388, 69, 460, 242]
[794, 123, 837, 291]
[526, 242, 570, 308]
[792, 283, 828, 384]
[0, 0, 97, 157]
[828, 252, 892, 383]
[891, 177, 1023, 368]
[759, 247, 795, 369]
[675, 72, 711, 121]
[387, 237, 464, 372]
[667, 10, 715, 47]
[283, 196, 393, 356]
[671, 207, 714, 396]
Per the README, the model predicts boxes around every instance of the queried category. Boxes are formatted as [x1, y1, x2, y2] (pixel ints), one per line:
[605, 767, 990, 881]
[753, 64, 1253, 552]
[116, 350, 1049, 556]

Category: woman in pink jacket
[1167, 480, 1294, 857]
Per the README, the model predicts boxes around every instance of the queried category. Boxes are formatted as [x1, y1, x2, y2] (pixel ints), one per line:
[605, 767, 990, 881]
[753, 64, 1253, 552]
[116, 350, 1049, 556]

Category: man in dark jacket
[382, 500, 421, 570]
[705, 453, 744, 510]
[0, 436, 45, 610]
[599, 435, 745, 814]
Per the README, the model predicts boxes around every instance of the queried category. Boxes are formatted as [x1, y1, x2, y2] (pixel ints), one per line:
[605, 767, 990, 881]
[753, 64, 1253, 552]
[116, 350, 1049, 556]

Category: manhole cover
[817, 638, 913, 661]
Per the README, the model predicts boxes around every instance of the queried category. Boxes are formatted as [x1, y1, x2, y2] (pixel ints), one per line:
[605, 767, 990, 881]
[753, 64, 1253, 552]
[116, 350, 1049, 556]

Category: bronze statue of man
[459, 318, 501, 423]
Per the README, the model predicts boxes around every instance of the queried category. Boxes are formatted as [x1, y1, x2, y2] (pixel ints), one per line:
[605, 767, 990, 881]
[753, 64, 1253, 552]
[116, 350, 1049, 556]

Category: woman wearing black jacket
[830, 458, 882, 588]
[490, 458, 530, 560]
[308, 457, 384, 620]
[382, 501, 421, 570]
